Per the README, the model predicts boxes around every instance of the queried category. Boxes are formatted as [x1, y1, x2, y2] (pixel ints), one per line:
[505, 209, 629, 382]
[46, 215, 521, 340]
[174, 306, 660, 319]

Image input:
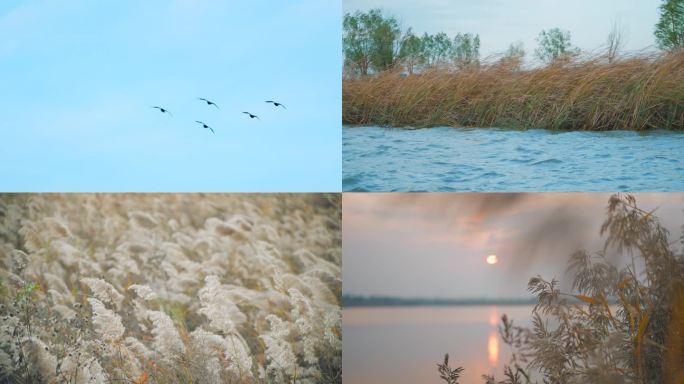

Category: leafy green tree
[343, 9, 483, 75]
[398, 28, 424, 74]
[535, 28, 579, 64]
[451, 33, 480, 69]
[422, 32, 453, 68]
[343, 12, 372, 76]
[654, 0, 684, 51]
[342, 9, 401, 76]
[370, 12, 402, 72]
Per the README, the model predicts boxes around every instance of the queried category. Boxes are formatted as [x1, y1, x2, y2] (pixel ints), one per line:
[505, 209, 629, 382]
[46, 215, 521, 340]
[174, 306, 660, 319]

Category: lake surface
[344, 305, 535, 384]
[343, 127, 684, 192]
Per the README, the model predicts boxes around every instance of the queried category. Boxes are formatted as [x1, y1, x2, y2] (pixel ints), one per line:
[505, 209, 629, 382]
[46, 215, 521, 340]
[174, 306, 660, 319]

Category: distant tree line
[342, 9, 580, 77]
[342, 295, 537, 307]
[343, 9, 481, 76]
[344, 2, 684, 78]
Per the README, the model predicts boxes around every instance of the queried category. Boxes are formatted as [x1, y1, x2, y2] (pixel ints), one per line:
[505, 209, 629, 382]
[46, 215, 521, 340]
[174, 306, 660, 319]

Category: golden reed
[343, 51, 684, 130]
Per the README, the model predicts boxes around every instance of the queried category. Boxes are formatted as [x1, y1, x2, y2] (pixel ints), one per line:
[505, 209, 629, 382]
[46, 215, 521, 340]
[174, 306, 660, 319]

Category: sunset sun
[486, 254, 499, 265]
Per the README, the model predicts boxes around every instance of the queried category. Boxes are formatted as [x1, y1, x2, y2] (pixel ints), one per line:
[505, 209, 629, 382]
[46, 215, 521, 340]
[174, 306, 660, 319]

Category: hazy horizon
[343, 293, 537, 301]
[343, 193, 684, 299]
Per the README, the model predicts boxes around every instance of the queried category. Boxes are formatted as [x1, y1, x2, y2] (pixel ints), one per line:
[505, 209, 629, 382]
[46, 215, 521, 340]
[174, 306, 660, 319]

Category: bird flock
[152, 97, 286, 134]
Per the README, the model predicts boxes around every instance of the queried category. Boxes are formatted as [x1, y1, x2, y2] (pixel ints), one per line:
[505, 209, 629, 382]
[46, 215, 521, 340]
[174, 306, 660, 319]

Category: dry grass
[0, 194, 341, 384]
[344, 51, 684, 130]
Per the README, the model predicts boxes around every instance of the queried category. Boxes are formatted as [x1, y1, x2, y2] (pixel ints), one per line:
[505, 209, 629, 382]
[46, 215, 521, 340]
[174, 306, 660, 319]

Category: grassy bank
[343, 52, 684, 130]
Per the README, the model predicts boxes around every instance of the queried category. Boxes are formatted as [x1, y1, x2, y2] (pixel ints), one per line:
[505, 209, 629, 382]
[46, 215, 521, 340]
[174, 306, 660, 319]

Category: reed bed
[0, 194, 341, 383]
[343, 51, 684, 130]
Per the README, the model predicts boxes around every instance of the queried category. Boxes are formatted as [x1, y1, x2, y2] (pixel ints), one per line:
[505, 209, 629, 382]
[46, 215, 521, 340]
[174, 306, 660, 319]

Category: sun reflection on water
[488, 306, 498, 326]
[488, 330, 499, 368]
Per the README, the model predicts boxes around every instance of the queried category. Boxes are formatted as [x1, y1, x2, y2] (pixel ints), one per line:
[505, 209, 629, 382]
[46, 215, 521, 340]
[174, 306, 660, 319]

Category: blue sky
[0, 0, 340, 192]
[344, 0, 661, 59]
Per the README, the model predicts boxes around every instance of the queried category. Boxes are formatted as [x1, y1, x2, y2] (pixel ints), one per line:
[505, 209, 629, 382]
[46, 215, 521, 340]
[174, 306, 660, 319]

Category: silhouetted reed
[439, 194, 684, 383]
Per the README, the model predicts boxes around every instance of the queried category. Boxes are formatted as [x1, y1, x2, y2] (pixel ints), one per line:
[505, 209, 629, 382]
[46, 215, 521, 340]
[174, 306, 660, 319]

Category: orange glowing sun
[486, 255, 499, 265]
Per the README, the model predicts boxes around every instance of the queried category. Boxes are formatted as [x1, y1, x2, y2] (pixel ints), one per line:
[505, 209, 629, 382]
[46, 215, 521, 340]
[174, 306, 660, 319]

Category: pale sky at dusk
[343, 0, 661, 59]
[343, 193, 684, 299]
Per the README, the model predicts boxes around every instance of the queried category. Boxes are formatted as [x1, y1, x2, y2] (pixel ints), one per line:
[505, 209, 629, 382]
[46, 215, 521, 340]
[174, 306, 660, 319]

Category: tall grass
[0, 194, 341, 384]
[344, 51, 684, 130]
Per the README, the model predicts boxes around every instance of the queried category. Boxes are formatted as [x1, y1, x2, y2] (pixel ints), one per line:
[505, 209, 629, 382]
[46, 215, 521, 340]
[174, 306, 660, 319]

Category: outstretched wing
[153, 106, 172, 116]
[209, 127, 215, 134]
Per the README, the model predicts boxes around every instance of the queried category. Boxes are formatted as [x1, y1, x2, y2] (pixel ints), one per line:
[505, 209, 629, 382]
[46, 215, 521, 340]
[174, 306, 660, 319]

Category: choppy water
[343, 127, 684, 192]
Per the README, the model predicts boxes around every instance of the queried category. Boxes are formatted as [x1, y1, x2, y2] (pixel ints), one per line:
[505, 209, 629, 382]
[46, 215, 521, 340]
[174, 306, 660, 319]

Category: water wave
[343, 127, 684, 192]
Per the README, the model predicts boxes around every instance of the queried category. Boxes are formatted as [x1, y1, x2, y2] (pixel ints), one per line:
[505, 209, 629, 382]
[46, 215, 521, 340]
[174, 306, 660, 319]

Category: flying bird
[242, 112, 259, 119]
[198, 98, 219, 109]
[152, 106, 172, 116]
[195, 120, 215, 134]
[265, 100, 286, 109]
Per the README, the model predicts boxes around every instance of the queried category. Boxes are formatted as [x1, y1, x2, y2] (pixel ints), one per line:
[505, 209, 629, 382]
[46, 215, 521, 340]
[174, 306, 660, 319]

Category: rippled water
[343, 127, 684, 192]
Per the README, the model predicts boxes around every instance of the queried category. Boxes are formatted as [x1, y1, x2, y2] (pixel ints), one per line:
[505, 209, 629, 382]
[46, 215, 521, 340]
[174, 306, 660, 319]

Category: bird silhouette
[265, 100, 286, 109]
[195, 120, 215, 134]
[242, 112, 259, 119]
[198, 98, 219, 109]
[152, 106, 172, 116]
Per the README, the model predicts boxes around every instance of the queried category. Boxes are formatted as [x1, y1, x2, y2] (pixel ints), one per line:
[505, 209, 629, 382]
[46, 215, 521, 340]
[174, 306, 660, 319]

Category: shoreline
[343, 295, 538, 307]
[343, 125, 684, 134]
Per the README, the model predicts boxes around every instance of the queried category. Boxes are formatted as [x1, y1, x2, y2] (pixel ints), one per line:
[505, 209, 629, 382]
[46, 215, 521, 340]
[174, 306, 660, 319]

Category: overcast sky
[0, 0, 340, 191]
[343, 193, 684, 299]
[343, 0, 661, 58]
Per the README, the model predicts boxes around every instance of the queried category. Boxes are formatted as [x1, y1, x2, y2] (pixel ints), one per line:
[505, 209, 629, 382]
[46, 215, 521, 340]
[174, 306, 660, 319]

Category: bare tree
[607, 19, 626, 64]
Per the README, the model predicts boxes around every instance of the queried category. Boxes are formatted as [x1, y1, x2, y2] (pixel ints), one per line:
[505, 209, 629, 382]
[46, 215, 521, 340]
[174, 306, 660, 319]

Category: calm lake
[343, 305, 534, 384]
[343, 127, 684, 192]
